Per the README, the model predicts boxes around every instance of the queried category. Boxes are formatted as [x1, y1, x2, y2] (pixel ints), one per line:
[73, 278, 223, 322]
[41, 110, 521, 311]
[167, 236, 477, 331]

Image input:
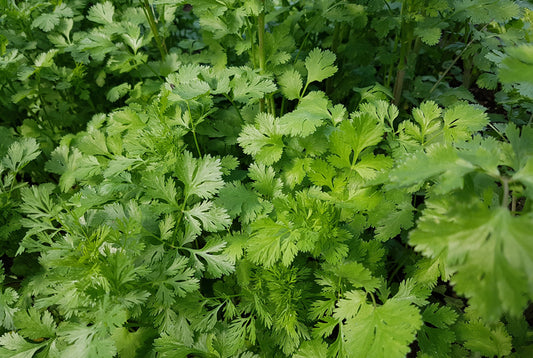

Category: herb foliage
[1, 0, 533, 357]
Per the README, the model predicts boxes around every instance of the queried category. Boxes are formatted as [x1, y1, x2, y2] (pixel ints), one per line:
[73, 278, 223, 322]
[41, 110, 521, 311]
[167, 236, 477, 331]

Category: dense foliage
[1, 0, 533, 357]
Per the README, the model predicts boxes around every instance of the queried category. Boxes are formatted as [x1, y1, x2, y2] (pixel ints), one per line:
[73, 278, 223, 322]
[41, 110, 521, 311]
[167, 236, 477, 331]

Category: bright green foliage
[1, 0, 533, 357]
[411, 203, 533, 320]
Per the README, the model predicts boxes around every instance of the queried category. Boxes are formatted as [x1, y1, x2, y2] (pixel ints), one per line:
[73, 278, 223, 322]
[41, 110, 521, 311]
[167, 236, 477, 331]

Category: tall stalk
[141, 0, 168, 61]
[257, 1, 267, 113]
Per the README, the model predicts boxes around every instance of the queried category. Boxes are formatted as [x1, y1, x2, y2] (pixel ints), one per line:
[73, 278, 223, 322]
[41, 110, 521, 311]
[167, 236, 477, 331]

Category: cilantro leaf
[0, 332, 47, 358]
[183, 201, 231, 235]
[411, 201, 533, 320]
[87, 1, 115, 25]
[343, 297, 423, 358]
[238, 113, 284, 165]
[417, 304, 458, 358]
[305, 48, 338, 84]
[455, 318, 512, 357]
[231, 68, 276, 103]
[328, 113, 384, 169]
[175, 151, 224, 199]
[2, 138, 40, 172]
[186, 238, 235, 277]
[278, 69, 303, 100]
[13, 308, 56, 340]
[279, 91, 331, 137]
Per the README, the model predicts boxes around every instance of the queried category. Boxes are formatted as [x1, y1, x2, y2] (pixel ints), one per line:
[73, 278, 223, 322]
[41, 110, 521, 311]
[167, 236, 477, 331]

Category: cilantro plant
[1, 1, 532, 357]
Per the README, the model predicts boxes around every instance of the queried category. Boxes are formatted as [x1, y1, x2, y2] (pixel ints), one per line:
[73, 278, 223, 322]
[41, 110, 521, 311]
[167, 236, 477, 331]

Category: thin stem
[223, 94, 244, 122]
[429, 23, 489, 94]
[141, 0, 167, 61]
[511, 194, 517, 213]
[257, 1, 266, 112]
[186, 101, 202, 157]
[502, 178, 509, 209]
[369, 291, 377, 308]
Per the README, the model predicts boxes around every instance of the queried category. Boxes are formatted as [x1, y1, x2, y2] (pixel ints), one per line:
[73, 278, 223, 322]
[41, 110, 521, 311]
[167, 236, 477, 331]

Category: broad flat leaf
[455, 319, 512, 357]
[279, 91, 330, 137]
[238, 113, 284, 165]
[411, 200, 533, 320]
[45, 146, 101, 192]
[442, 103, 488, 142]
[0, 287, 18, 330]
[294, 339, 328, 358]
[247, 218, 298, 268]
[417, 304, 458, 358]
[14, 308, 56, 340]
[107, 83, 131, 102]
[1, 138, 40, 172]
[188, 239, 234, 277]
[175, 151, 224, 199]
[0, 332, 46, 358]
[415, 26, 441, 46]
[231, 69, 276, 103]
[278, 69, 303, 100]
[454, 0, 520, 24]
[248, 163, 283, 198]
[388, 144, 471, 193]
[183, 201, 230, 235]
[343, 297, 423, 358]
[328, 113, 384, 169]
[87, 1, 115, 24]
[305, 48, 337, 84]
[499, 45, 533, 85]
[216, 181, 264, 223]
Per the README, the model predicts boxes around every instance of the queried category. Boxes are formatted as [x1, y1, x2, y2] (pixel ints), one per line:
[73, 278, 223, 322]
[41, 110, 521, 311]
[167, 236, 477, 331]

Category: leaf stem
[141, 0, 167, 61]
[501, 177, 509, 209]
[429, 23, 489, 94]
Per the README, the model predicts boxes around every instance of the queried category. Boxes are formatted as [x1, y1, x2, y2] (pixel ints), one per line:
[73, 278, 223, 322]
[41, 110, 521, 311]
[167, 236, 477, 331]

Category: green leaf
[442, 103, 488, 142]
[13, 308, 56, 340]
[455, 318, 512, 357]
[166, 64, 211, 100]
[279, 91, 331, 137]
[454, 0, 520, 24]
[187, 238, 234, 277]
[87, 1, 115, 24]
[417, 304, 458, 358]
[248, 163, 283, 198]
[107, 83, 131, 102]
[1, 138, 40, 172]
[247, 218, 298, 268]
[183, 201, 231, 235]
[294, 339, 328, 358]
[411, 201, 533, 320]
[45, 146, 100, 192]
[175, 151, 224, 199]
[32, 13, 60, 32]
[231, 68, 276, 103]
[0, 332, 46, 358]
[415, 26, 442, 46]
[499, 45, 533, 85]
[278, 69, 303, 100]
[305, 48, 337, 84]
[343, 297, 423, 358]
[238, 113, 284, 165]
[216, 181, 265, 223]
[328, 113, 384, 169]
[0, 287, 18, 330]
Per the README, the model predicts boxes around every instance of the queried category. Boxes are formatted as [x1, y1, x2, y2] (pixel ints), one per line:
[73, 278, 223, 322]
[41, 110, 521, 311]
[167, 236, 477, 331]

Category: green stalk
[502, 178, 509, 209]
[392, 0, 409, 105]
[430, 23, 489, 94]
[141, 0, 167, 61]
[257, 1, 267, 113]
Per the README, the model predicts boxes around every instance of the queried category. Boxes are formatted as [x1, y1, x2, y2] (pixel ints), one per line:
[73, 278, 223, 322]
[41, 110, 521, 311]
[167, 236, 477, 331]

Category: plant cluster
[1, 0, 532, 357]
